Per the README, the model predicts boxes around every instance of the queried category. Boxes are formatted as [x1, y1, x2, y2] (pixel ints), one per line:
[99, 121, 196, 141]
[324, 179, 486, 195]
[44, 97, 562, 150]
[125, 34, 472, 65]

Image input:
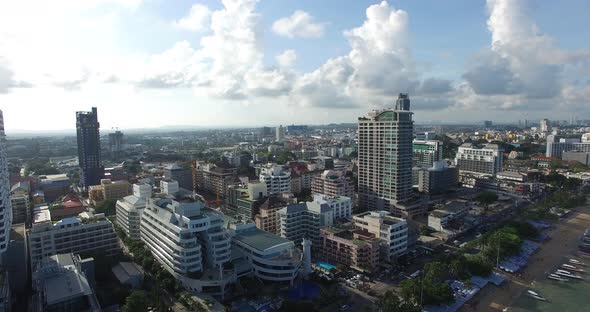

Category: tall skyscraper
[540, 118, 550, 133]
[276, 125, 285, 142]
[358, 93, 414, 212]
[76, 107, 104, 190]
[0, 110, 12, 255]
[108, 130, 124, 159]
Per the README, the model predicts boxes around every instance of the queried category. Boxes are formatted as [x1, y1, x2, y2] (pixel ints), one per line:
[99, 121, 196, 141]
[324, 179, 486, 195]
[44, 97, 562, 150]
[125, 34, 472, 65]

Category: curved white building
[116, 183, 151, 240]
[0, 110, 11, 255]
[259, 164, 291, 195]
[231, 224, 301, 284]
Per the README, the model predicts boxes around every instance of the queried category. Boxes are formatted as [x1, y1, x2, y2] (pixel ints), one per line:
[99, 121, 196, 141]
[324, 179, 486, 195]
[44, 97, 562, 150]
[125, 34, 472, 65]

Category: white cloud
[173, 3, 211, 32]
[272, 10, 325, 39]
[276, 50, 297, 67]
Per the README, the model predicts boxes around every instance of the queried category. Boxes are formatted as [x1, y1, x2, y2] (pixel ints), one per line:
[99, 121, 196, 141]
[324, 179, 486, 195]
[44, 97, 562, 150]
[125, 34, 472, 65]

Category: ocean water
[510, 259, 590, 312]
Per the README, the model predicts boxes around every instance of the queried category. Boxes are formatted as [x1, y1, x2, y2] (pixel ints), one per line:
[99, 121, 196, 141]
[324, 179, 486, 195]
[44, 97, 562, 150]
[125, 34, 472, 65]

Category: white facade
[312, 194, 352, 220]
[278, 201, 333, 246]
[28, 209, 118, 269]
[455, 143, 503, 175]
[0, 110, 11, 255]
[276, 125, 285, 142]
[140, 196, 234, 295]
[230, 223, 302, 283]
[259, 164, 291, 195]
[161, 179, 179, 195]
[116, 183, 151, 240]
[353, 211, 408, 262]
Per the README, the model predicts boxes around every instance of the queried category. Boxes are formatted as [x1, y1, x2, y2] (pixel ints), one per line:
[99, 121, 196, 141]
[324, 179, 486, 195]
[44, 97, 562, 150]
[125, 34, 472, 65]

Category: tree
[475, 191, 498, 205]
[122, 291, 148, 312]
[378, 290, 420, 312]
[95, 199, 117, 216]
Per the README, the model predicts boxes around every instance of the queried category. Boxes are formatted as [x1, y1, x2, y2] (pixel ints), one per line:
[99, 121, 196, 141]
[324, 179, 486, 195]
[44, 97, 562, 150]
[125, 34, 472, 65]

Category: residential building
[195, 163, 237, 199]
[116, 183, 151, 240]
[0, 109, 11, 255]
[540, 118, 550, 133]
[563, 151, 590, 166]
[278, 201, 333, 246]
[416, 161, 458, 194]
[39, 174, 71, 203]
[455, 143, 504, 176]
[108, 130, 124, 159]
[164, 164, 194, 191]
[358, 94, 414, 212]
[28, 208, 118, 269]
[76, 107, 104, 190]
[259, 164, 291, 195]
[413, 140, 443, 168]
[546, 135, 579, 158]
[311, 156, 334, 170]
[311, 170, 354, 199]
[88, 179, 130, 205]
[300, 170, 321, 190]
[276, 125, 285, 142]
[10, 193, 28, 224]
[111, 262, 144, 289]
[353, 211, 408, 262]
[254, 194, 295, 235]
[427, 200, 472, 236]
[312, 194, 353, 220]
[139, 196, 234, 296]
[31, 253, 100, 312]
[230, 223, 302, 284]
[48, 193, 85, 220]
[319, 226, 380, 272]
[160, 179, 179, 195]
[225, 181, 267, 220]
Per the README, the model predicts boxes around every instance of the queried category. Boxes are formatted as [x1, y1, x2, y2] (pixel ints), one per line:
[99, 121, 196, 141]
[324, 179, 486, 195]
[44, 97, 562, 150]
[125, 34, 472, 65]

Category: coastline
[459, 203, 590, 312]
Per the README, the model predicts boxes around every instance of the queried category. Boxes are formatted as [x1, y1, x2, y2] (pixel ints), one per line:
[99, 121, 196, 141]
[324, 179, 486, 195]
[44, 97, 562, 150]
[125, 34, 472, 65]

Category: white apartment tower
[259, 164, 291, 195]
[276, 125, 285, 142]
[116, 183, 151, 240]
[353, 211, 408, 262]
[0, 110, 11, 255]
[358, 94, 414, 212]
[455, 143, 504, 176]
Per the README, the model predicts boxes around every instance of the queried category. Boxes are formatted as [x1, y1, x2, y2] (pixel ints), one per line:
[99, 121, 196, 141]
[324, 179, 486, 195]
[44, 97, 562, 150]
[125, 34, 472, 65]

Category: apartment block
[259, 164, 291, 195]
[278, 201, 333, 246]
[195, 163, 238, 199]
[116, 183, 151, 240]
[413, 140, 443, 168]
[311, 170, 354, 199]
[89, 179, 130, 205]
[455, 143, 504, 176]
[319, 226, 380, 272]
[353, 211, 408, 262]
[312, 194, 353, 220]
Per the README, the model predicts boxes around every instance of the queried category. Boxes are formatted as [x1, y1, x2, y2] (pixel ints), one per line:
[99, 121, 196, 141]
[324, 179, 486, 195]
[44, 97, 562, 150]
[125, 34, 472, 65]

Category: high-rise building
[413, 140, 443, 168]
[311, 170, 354, 199]
[540, 118, 550, 133]
[259, 164, 291, 195]
[455, 143, 504, 176]
[76, 107, 104, 191]
[163, 164, 193, 191]
[108, 130, 124, 159]
[0, 110, 11, 255]
[545, 135, 580, 158]
[275, 125, 285, 142]
[484, 120, 493, 128]
[116, 183, 151, 240]
[278, 201, 334, 246]
[358, 94, 414, 212]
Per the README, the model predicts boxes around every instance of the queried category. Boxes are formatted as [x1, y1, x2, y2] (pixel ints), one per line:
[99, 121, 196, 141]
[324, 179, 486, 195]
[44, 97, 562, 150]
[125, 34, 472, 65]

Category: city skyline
[1, 0, 589, 132]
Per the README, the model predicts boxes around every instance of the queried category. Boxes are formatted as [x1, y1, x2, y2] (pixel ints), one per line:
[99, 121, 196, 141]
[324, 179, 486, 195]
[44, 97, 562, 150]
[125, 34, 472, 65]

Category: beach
[459, 203, 590, 312]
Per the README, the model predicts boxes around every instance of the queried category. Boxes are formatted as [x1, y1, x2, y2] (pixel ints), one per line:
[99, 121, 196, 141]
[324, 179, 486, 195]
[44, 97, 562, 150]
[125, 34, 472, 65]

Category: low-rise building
[230, 223, 302, 284]
[31, 253, 100, 312]
[111, 262, 144, 289]
[28, 208, 118, 269]
[319, 226, 380, 272]
[353, 211, 408, 262]
[116, 183, 151, 240]
[427, 200, 471, 233]
[89, 179, 130, 205]
[311, 194, 353, 220]
[259, 164, 291, 195]
[39, 174, 71, 203]
[225, 181, 267, 221]
[195, 163, 238, 199]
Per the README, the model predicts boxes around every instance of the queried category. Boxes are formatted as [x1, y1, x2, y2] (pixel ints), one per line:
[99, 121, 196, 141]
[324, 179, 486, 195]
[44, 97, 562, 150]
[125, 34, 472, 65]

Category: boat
[561, 264, 586, 273]
[548, 274, 569, 281]
[577, 251, 590, 258]
[555, 269, 584, 279]
[569, 258, 588, 266]
[526, 290, 547, 301]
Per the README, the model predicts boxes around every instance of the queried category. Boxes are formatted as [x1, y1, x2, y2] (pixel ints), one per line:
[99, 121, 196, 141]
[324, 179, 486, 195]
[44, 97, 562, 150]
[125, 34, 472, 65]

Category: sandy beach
[459, 203, 590, 312]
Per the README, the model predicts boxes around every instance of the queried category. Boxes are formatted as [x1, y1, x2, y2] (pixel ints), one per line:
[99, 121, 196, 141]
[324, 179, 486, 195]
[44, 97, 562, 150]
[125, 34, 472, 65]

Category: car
[340, 305, 350, 311]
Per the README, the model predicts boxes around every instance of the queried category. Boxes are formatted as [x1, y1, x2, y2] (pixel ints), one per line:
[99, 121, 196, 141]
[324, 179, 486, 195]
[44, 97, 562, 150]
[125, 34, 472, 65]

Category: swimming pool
[316, 261, 336, 270]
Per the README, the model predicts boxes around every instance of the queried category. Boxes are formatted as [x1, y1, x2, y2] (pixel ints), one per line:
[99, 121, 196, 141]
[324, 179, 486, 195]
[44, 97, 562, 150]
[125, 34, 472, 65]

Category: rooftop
[233, 227, 291, 252]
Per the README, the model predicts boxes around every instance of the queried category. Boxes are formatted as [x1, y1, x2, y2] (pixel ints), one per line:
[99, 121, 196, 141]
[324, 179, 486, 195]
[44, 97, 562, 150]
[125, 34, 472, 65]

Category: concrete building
[116, 183, 152, 240]
[319, 226, 380, 272]
[195, 163, 237, 199]
[259, 164, 291, 195]
[0, 109, 12, 256]
[160, 179, 179, 195]
[455, 143, 504, 176]
[253, 195, 295, 235]
[76, 107, 104, 190]
[230, 223, 302, 284]
[226, 181, 267, 220]
[39, 174, 71, 203]
[358, 94, 414, 212]
[413, 140, 443, 168]
[31, 253, 100, 312]
[546, 135, 580, 158]
[311, 156, 334, 170]
[312, 194, 353, 220]
[164, 164, 194, 191]
[10, 193, 29, 224]
[278, 201, 334, 246]
[276, 125, 285, 142]
[353, 211, 408, 262]
[111, 262, 144, 289]
[88, 179, 130, 205]
[311, 170, 354, 199]
[139, 196, 234, 296]
[416, 161, 458, 194]
[540, 118, 550, 133]
[108, 130, 124, 159]
[28, 208, 118, 269]
[563, 151, 590, 165]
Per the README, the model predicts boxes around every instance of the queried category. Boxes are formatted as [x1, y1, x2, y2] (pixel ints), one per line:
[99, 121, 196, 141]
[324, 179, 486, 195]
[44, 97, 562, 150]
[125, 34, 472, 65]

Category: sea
[510, 257, 590, 312]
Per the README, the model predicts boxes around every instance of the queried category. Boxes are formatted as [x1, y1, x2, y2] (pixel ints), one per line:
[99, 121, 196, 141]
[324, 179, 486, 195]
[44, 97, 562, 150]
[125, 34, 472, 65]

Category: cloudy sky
[0, 0, 589, 132]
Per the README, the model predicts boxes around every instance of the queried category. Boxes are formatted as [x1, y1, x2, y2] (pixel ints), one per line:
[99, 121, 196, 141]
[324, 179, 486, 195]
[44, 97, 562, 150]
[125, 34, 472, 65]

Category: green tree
[378, 290, 420, 312]
[122, 291, 148, 312]
[95, 199, 117, 216]
[475, 191, 498, 205]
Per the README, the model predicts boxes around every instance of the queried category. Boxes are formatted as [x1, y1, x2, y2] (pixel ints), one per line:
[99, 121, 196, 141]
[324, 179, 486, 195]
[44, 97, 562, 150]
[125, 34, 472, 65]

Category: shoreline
[459, 204, 590, 312]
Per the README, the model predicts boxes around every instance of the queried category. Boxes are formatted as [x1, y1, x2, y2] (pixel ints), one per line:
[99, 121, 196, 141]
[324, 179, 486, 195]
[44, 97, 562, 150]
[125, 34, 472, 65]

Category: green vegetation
[122, 291, 148, 312]
[420, 225, 435, 237]
[25, 158, 59, 176]
[95, 199, 117, 216]
[475, 191, 498, 205]
[400, 262, 454, 306]
[378, 290, 420, 312]
[524, 189, 587, 220]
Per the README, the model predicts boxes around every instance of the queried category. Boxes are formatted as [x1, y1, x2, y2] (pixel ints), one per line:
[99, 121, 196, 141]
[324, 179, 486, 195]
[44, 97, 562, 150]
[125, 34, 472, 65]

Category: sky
[0, 0, 589, 132]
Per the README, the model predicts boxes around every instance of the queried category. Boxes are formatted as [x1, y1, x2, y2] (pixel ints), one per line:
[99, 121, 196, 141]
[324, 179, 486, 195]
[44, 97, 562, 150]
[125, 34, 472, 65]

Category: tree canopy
[122, 291, 148, 312]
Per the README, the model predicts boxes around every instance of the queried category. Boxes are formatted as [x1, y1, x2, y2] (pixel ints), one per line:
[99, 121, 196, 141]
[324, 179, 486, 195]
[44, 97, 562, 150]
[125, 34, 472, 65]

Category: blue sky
[0, 0, 589, 131]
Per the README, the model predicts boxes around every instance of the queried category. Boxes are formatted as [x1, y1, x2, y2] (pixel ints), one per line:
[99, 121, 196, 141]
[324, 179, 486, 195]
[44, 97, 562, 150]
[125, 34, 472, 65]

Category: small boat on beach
[569, 258, 588, 266]
[561, 264, 586, 273]
[527, 290, 547, 301]
[576, 251, 590, 258]
[555, 269, 584, 279]
[548, 274, 569, 281]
